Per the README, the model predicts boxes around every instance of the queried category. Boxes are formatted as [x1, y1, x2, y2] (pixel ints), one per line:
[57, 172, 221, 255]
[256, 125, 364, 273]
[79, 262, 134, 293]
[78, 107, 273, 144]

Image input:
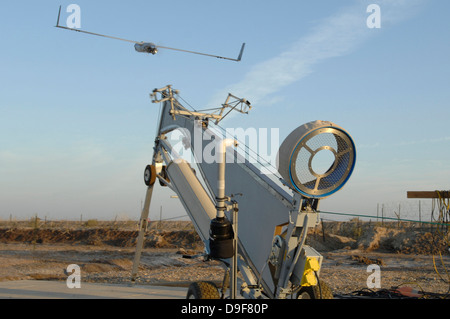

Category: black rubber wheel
[297, 280, 333, 299]
[186, 281, 220, 299]
[144, 165, 156, 186]
[158, 165, 170, 187]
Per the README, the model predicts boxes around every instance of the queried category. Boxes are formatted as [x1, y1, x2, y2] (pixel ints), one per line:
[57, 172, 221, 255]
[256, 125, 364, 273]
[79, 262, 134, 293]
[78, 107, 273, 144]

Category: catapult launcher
[131, 85, 356, 299]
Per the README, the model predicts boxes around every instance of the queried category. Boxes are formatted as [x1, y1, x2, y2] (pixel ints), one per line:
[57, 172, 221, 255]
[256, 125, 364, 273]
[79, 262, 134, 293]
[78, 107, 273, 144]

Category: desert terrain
[0, 218, 449, 299]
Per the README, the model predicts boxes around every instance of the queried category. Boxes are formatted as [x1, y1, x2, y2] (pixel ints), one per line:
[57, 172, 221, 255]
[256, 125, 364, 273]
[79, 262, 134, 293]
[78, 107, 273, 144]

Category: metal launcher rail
[131, 85, 356, 299]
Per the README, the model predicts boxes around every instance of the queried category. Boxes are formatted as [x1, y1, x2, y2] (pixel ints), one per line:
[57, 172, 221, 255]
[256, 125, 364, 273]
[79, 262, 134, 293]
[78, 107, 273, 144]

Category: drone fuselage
[134, 42, 158, 54]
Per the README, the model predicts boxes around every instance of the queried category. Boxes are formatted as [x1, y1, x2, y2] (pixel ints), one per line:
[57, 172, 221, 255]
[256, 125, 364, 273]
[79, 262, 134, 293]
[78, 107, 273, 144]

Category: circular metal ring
[277, 121, 356, 198]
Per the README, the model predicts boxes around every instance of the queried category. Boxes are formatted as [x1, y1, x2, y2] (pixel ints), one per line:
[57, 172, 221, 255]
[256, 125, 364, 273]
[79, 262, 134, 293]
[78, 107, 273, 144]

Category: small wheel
[297, 280, 333, 299]
[144, 165, 156, 186]
[158, 165, 170, 187]
[186, 281, 220, 299]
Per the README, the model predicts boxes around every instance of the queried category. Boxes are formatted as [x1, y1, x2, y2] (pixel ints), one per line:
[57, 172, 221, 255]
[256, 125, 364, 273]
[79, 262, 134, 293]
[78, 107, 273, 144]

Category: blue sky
[0, 0, 449, 221]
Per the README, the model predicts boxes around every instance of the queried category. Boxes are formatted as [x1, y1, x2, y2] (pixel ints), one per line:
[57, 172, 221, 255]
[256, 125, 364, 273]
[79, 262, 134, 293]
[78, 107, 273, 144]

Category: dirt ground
[0, 220, 449, 299]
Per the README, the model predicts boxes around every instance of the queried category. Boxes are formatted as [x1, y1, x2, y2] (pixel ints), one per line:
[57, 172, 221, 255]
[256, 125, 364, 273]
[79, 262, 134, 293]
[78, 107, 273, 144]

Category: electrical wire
[211, 123, 284, 179]
[174, 93, 284, 179]
[430, 191, 450, 291]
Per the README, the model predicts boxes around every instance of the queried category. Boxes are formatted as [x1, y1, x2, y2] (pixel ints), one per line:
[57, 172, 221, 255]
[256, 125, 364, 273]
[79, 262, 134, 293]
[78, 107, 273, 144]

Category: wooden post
[321, 218, 326, 242]
[407, 191, 450, 199]
[419, 200, 422, 227]
[377, 203, 379, 223]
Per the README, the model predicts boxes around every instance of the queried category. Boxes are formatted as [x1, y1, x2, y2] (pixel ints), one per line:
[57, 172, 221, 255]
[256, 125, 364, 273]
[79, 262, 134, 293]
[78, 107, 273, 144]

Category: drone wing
[156, 43, 246, 62]
[55, 6, 245, 62]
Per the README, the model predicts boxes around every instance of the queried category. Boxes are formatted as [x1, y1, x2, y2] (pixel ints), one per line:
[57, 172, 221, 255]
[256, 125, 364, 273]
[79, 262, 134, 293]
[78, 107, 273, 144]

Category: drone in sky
[55, 6, 245, 62]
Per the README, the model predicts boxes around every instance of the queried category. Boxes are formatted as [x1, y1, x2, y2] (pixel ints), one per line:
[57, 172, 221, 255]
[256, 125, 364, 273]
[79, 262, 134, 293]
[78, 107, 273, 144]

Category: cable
[211, 123, 283, 179]
[430, 191, 450, 292]
[165, 92, 285, 180]
[176, 94, 197, 112]
[320, 210, 450, 227]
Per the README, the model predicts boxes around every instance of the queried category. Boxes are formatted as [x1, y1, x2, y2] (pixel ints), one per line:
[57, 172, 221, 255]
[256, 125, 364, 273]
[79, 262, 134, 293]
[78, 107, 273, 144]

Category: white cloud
[209, 0, 425, 108]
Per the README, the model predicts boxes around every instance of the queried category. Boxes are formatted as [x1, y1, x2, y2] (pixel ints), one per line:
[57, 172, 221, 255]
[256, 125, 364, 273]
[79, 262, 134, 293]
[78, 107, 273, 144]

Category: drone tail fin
[237, 43, 245, 61]
[56, 5, 62, 27]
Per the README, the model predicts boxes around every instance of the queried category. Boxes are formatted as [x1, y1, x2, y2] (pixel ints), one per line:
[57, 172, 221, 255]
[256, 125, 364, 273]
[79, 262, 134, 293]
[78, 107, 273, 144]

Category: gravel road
[1, 242, 449, 298]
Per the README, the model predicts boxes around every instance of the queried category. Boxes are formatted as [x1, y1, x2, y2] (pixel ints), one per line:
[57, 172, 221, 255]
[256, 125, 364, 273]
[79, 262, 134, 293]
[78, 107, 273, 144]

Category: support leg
[230, 204, 238, 299]
[131, 184, 155, 283]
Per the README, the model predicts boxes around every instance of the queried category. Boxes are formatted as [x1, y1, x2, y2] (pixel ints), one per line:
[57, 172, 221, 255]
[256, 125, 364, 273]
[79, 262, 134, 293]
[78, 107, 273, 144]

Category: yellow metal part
[300, 257, 320, 287]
